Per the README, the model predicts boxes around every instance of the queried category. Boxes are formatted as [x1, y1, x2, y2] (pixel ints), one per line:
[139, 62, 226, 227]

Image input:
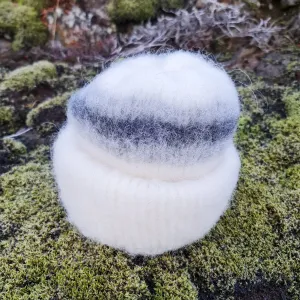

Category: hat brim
[53, 124, 240, 255]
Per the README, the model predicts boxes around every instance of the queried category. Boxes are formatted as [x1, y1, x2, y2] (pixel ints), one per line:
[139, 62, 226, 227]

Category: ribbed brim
[53, 124, 240, 255]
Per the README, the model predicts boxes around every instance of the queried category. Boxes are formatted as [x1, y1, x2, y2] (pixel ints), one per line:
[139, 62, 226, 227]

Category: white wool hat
[53, 51, 241, 255]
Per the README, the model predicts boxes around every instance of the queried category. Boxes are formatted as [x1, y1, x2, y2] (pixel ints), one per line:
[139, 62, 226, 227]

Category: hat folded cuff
[53, 124, 240, 255]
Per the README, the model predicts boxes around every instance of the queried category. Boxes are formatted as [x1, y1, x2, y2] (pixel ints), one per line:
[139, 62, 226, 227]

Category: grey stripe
[69, 97, 238, 149]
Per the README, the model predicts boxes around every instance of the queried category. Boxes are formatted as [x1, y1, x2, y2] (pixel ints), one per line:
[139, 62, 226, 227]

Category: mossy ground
[0, 54, 299, 299]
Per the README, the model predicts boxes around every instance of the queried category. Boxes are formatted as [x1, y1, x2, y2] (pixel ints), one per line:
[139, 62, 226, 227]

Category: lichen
[0, 61, 57, 92]
[0, 0, 48, 51]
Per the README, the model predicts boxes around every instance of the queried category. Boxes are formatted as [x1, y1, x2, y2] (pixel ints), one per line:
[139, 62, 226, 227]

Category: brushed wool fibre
[53, 51, 241, 255]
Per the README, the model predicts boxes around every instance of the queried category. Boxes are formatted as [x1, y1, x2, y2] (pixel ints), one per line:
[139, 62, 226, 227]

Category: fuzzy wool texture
[53, 51, 241, 255]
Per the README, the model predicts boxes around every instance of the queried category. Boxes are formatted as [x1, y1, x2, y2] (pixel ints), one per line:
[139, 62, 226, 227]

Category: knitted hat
[53, 51, 240, 256]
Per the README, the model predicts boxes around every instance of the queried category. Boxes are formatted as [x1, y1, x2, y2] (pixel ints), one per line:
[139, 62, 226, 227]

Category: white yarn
[68, 51, 239, 165]
[53, 51, 241, 255]
[75, 52, 239, 124]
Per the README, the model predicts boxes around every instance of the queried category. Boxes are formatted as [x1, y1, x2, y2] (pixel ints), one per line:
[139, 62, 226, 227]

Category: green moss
[286, 61, 300, 72]
[108, 0, 159, 23]
[0, 79, 299, 298]
[0, 105, 18, 135]
[284, 54, 300, 83]
[283, 90, 300, 117]
[2, 138, 27, 155]
[146, 257, 198, 299]
[107, 0, 185, 23]
[28, 145, 50, 164]
[26, 92, 71, 132]
[0, 61, 57, 92]
[184, 82, 299, 298]
[0, 1, 47, 50]
[0, 138, 27, 174]
[18, 0, 50, 12]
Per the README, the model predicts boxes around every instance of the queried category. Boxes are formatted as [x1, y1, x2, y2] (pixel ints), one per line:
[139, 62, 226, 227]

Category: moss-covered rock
[0, 105, 18, 136]
[26, 92, 71, 134]
[2, 137, 27, 155]
[107, 0, 185, 23]
[108, 0, 159, 23]
[0, 61, 59, 143]
[284, 90, 300, 117]
[255, 49, 300, 84]
[0, 73, 299, 299]
[0, 48, 299, 298]
[0, 138, 27, 174]
[0, 63, 97, 152]
[0, 61, 57, 92]
[184, 81, 299, 298]
[0, 0, 48, 51]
